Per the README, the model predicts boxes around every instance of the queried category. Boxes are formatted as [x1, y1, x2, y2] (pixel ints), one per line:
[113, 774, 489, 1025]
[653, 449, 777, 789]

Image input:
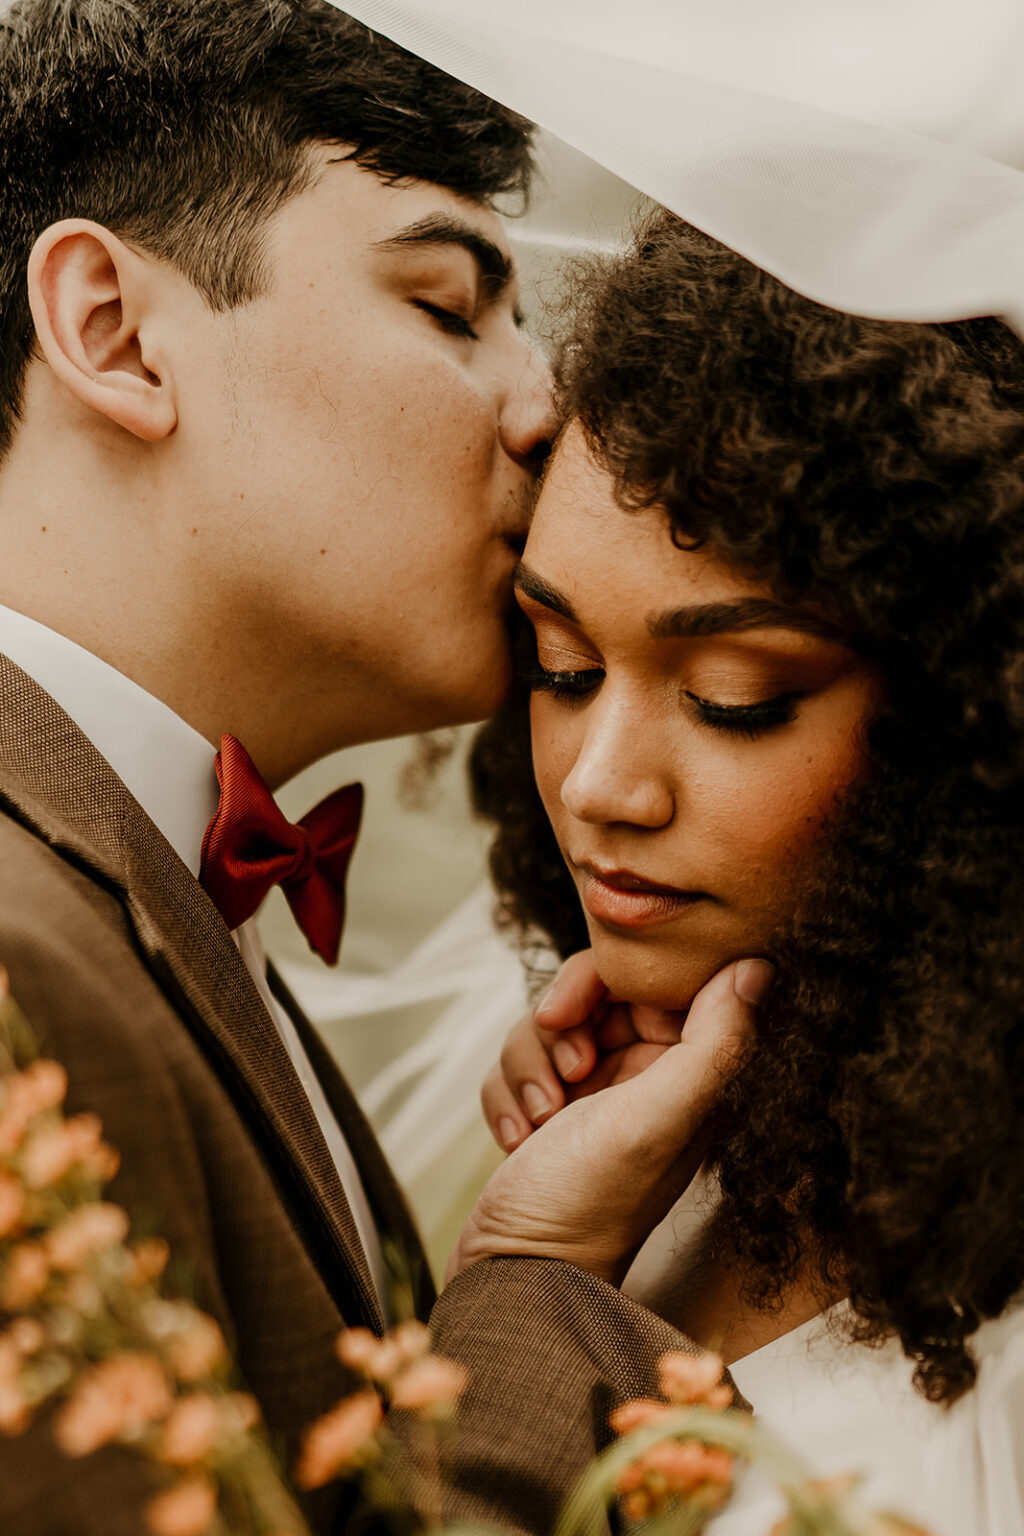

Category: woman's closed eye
[525, 657, 802, 738]
[522, 660, 604, 703]
[685, 689, 801, 740]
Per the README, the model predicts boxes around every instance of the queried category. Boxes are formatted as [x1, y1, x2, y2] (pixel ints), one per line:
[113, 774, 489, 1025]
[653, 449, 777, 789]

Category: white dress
[710, 1301, 1024, 1535]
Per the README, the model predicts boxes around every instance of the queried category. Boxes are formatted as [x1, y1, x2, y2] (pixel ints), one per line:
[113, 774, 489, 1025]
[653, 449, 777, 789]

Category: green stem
[554, 1406, 869, 1536]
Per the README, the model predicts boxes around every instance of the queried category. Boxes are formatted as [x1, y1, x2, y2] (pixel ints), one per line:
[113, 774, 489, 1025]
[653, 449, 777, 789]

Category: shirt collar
[0, 604, 218, 876]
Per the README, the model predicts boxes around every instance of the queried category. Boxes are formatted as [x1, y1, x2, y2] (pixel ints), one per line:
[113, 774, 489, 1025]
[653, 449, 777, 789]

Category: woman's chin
[587, 930, 725, 1012]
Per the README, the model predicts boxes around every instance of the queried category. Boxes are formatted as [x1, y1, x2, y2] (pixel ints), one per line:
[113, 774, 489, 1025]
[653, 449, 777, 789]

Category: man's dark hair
[0, 0, 534, 456]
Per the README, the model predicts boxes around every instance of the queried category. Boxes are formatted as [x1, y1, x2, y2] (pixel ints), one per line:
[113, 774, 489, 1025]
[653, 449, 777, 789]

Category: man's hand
[453, 956, 773, 1286]
[481, 949, 691, 1152]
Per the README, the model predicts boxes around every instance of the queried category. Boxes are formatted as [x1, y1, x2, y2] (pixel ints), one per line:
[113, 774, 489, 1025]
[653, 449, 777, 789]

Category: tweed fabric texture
[429, 1256, 746, 1534]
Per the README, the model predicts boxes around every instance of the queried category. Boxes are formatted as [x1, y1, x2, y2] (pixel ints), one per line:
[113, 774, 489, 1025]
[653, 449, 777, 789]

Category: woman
[471, 211, 1024, 1532]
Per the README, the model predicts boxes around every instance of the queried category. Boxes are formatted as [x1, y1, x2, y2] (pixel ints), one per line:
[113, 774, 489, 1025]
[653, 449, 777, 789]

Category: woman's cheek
[530, 698, 577, 827]
[722, 736, 868, 883]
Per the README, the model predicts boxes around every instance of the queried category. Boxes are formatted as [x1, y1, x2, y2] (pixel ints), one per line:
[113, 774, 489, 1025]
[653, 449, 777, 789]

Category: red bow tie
[199, 734, 363, 966]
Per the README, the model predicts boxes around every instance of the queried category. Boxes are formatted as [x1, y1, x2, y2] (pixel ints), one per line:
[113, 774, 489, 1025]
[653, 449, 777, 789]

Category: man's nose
[559, 703, 675, 829]
[498, 338, 559, 475]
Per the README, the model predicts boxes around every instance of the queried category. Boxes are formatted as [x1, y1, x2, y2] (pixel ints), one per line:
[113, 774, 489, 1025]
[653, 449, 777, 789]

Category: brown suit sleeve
[425, 1256, 719, 1536]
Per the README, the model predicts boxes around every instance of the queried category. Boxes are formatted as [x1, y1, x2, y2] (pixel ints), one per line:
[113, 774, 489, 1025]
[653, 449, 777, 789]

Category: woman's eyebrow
[513, 563, 577, 620]
[515, 568, 839, 642]
[648, 598, 842, 641]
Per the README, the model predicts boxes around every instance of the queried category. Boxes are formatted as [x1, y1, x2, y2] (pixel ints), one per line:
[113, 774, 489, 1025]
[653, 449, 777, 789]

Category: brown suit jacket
[0, 656, 710, 1536]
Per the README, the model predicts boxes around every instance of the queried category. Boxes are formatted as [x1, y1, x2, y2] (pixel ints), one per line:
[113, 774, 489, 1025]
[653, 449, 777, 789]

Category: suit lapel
[0, 654, 383, 1330]
[268, 964, 436, 1319]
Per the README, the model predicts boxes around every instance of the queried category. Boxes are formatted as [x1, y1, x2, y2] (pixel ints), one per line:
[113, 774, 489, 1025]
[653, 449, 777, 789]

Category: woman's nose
[559, 708, 675, 829]
[498, 339, 559, 474]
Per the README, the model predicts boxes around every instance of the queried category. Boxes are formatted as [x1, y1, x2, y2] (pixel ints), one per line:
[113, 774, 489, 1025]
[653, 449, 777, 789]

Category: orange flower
[389, 1354, 468, 1415]
[158, 1394, 223, 1466]
[54, 1352, 173, 1456]
[334, 1320, 431, 1385]
[53, 1376, 125, 1457]
[335, 1326, 382, 1376]
[0, 1170, 25, 1238]
[128, 1238, 171, 1286]
[19, 1110, 96, 1188]
[657, 1349, 732, 1408]
[164, 1314, 227, 1384]
[0, 1242, 49, 1309]
[609, 1397, 673, 1435]
[20, 1060, 69, 1115]
[388, 1319, 431, 1366]
[295, 1391, 383, 1489]
[45, 1202, 130, 1270]
[7, 1317, 45, 1357]
[19, 1122, 77, 1188]
[616, 1438, 735, 1520]
[145, 1474, 218, 1536]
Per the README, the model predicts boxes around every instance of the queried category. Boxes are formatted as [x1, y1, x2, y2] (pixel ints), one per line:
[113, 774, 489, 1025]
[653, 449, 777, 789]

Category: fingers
[565, 1041, 670, 1099]
[481, 1064, 534, 1153]
[532, 948, 608, 1031]
[483, 1008, 601, 1151]
[481, 950, 610, 1154]
[595, 1002, 683, 1053]
[541, 1020, 601, 1083]
[615, 957, 773, 1160]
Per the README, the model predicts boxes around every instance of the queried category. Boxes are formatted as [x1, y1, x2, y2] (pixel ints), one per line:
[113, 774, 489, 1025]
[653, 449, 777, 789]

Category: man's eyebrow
[647, 598, 842, 642]
[513, 564, 577, 621]
[374, 213, 517, 308]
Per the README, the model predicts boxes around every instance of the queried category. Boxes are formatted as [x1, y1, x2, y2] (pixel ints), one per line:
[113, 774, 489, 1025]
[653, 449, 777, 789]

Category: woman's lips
[579, 866, 705, 930]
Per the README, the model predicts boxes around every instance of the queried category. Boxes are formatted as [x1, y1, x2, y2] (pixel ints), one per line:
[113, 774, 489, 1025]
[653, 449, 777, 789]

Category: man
[0, 2, 761, 1530]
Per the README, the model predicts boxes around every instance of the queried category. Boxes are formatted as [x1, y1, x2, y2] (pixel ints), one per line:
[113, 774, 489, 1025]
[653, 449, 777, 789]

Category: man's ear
[27, 219, 178, 442]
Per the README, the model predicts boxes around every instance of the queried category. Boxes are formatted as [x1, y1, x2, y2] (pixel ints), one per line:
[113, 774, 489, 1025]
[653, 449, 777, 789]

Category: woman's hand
[481, 949, 688, 1152]
[452, 956, 773, 1286]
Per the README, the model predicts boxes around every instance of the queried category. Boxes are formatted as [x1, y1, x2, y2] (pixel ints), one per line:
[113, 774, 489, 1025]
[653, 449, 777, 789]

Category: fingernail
[498, 1116, 522, 1150]
[534, 983, 558, 1017]
[552, 1039, 581, 1077]
[521, 1082, 552, 1121]
[733, 958, 776, 1006]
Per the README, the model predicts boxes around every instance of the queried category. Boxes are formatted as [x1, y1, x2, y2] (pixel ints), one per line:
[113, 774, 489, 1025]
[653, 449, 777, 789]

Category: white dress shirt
[0, 602, 389, 1314]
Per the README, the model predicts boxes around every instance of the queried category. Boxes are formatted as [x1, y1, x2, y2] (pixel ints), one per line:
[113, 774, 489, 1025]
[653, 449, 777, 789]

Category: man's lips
[575, 862, 708, 930]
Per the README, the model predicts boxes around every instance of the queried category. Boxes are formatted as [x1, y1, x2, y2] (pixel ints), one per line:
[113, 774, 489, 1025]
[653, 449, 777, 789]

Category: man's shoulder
[0, 797, 172, 1059]
[0, 794, 132, 957]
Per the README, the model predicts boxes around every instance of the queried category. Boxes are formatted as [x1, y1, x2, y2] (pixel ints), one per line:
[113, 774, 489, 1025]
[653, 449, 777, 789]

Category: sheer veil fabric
[334, 0, 1024, 334]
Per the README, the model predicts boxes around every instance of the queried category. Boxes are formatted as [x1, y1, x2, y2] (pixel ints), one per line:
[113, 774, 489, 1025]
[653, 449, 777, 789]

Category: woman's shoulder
[716, 1299, 1024, 1536]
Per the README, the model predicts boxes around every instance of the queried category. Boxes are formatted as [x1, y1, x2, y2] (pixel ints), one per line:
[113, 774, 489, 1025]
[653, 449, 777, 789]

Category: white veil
[331, 0, 1024, 333]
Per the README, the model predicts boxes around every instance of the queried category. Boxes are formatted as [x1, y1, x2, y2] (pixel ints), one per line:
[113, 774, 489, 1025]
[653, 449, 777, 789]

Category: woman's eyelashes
[524, 658, 801, 738]
[522, 662, 604, 703]
[684, 689, 801, 739]
[412, 298, 479, 340]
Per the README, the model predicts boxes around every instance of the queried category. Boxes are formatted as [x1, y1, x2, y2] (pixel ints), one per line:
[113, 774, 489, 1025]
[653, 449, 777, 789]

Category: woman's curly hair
[470, 211, 1024, 1404]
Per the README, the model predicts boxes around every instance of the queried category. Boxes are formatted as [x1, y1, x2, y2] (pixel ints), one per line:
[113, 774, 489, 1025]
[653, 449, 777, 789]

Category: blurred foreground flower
[555, 1345, 935, 1536]
[609, 1352, 736, 1524]
[0, 972, 311, 1536]
[296, 1318, 468, 1527]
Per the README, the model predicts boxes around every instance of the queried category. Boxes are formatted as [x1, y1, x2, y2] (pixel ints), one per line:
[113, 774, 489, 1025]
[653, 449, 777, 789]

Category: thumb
[615, 956, 773, 1152]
